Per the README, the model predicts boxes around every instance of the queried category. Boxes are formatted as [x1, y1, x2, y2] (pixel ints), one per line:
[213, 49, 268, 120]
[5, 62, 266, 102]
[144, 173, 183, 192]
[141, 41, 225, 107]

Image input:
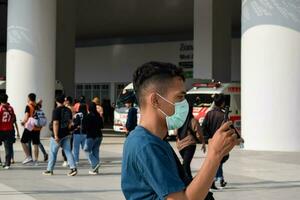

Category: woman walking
[83, 102, 104, 175]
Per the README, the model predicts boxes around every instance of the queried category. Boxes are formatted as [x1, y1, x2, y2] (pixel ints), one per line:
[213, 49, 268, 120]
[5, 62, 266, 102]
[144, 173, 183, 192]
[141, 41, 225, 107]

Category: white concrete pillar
[193, 0, 232, 82]
[242, 0, 300, 151]
[6, 0, 57, 137]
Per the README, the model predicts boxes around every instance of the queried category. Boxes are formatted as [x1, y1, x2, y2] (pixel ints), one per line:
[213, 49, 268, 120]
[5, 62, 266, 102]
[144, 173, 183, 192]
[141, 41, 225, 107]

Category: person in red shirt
[0, 93, 17, 169]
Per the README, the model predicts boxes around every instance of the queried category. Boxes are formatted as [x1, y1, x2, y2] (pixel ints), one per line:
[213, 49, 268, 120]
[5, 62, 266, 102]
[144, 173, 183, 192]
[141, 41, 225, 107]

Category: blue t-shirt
[121, 126, 185, 200]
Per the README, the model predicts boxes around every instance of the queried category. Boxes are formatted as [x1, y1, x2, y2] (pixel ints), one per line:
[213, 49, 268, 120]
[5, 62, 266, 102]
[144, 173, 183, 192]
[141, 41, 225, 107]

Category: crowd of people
[0, 92, 105, 176]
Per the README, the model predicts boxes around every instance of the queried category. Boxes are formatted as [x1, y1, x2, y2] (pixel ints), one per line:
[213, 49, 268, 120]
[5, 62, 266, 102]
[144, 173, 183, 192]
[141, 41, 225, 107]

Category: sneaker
[67, 168, 77, 176]
[33, 161, 39, 166]
[3, 165, 10, 169]
[211, 182, 218, 190]
[22, 157, 33, 164]
[92, 163, 101, 172]
[220, 180, 227, 188]
[62, 161, 68, 167]
[43, 170, 53, 176]
[88, 170, 98, 175]
[44, 154, 48, 162]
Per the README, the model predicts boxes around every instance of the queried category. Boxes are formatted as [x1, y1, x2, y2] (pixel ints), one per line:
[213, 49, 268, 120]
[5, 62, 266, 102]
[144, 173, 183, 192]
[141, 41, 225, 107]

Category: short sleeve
[136, 143, 185, 199]
[52, 109, 60, 121]
[25, 106, 30, 114]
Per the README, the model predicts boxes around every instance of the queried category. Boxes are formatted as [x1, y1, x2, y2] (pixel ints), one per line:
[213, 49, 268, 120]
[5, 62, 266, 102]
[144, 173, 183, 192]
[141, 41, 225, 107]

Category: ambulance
[113, 83, 140, 133]
[186, 81, 241, 134]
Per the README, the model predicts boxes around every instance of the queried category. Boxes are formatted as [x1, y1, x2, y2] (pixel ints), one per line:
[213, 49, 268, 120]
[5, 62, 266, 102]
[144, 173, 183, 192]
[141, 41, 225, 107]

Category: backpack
[60, 107, 71, 129]
[33, 110, 47, 128]
[73, 112, 84, 133]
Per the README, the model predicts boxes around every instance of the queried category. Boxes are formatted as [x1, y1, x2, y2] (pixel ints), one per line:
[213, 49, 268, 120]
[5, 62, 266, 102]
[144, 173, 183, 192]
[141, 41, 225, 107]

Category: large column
[56, 0, 76, 97]
[194, 0, 232, 82]
[6, 0, 56, 137]
[242, 0, 300, 151]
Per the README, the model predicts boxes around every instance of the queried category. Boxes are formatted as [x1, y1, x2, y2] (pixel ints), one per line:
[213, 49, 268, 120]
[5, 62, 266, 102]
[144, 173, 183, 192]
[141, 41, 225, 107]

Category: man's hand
[207, 121, 240, 162]
[54, 136, 60, 144]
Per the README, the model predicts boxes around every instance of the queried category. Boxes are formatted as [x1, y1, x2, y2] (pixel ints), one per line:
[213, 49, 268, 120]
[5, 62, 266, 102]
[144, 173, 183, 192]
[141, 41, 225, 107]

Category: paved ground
[0, 132, 299, 200]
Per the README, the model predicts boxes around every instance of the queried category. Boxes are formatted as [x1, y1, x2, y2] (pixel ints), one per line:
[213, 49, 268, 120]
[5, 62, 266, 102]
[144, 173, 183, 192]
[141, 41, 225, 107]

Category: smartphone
[224, 106, 241, 139]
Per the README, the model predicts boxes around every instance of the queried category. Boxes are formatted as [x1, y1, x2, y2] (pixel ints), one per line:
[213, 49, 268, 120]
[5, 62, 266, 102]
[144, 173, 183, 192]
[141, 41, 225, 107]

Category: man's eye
[178, 96, 184, 100]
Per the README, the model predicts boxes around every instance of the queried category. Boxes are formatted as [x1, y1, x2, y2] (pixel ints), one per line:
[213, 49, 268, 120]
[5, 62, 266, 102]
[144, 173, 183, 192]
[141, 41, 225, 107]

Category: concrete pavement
[0, 134, 299, 200]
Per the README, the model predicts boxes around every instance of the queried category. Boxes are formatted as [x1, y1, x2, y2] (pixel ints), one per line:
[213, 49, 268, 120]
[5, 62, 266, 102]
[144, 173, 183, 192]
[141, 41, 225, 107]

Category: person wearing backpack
[43, 95, 77, 176]
[61, 96, 75, 167]
[72, 104, 87, 165]
[20, 93, 42, 165]
[83, 102, 103, 175]
[27, 100, 49, 163]
[0, 94, 17, 169]
[176, 105, 206, 180]
[202, 94, 228, 189]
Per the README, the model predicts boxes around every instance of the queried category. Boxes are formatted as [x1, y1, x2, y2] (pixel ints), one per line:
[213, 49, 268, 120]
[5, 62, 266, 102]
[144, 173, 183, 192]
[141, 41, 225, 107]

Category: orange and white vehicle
[113, 83, 139, 133]
[186, 82, 241, 133]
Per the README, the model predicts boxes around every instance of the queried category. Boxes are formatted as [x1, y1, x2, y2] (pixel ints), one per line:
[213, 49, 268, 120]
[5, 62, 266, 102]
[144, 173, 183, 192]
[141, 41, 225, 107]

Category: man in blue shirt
[121, 61, 240, 200]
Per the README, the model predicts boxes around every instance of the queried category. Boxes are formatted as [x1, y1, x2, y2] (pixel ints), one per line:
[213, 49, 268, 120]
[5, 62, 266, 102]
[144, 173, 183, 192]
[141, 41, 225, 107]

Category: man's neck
[57, 103, 64, 107]
[139, 111, 168, 140]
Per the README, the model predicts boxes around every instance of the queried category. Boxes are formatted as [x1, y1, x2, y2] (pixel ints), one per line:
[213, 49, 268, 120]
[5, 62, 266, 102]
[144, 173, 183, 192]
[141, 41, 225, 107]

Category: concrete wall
[75, 39, 241, 84]
[0, 52, 5, 76]
[75, 41, 192, 83]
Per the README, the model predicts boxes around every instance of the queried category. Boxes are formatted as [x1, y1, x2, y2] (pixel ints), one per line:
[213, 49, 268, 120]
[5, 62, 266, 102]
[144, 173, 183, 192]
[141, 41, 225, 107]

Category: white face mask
[156, 93, 189, 130]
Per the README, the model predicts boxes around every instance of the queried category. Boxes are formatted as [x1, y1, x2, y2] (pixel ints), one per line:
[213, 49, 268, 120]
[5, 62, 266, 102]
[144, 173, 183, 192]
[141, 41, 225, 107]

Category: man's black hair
[28, 93, 36, 102]
[79, 95, 86, 104]
[0, 93, 8, 103]
[214, 94, 225, 107]
[56, 94, 66, 104]
[65, 96, 73, 104]
[133, 61, 185, 106]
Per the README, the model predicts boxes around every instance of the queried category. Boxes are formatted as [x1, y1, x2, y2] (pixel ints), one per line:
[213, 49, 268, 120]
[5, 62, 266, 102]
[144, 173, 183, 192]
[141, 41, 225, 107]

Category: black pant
[0, 131, 15, 167]
[179, 145, 196, 180]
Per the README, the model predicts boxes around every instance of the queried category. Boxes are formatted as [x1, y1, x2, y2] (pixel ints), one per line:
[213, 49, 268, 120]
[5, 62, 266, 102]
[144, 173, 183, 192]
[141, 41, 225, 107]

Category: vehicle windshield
[115, 89, 138, 108]
[186, 93, 230, 107]
[186, 94, 214, 107]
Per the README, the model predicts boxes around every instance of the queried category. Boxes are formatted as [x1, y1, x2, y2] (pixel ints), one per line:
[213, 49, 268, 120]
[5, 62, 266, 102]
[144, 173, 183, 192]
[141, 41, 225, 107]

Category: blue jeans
[216, 163, 224, 181]
[47, 136, 76, 171]
[84, 137, 102, 169]
[72, 134, 86, 163]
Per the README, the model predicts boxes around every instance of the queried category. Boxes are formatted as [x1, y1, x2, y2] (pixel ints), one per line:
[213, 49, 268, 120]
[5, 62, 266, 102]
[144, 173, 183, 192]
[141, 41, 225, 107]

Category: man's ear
[150, 93, 159, 108]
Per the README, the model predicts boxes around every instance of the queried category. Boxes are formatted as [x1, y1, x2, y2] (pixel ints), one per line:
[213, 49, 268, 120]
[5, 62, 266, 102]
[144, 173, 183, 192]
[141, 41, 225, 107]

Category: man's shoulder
[125, 127, 166, 153]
